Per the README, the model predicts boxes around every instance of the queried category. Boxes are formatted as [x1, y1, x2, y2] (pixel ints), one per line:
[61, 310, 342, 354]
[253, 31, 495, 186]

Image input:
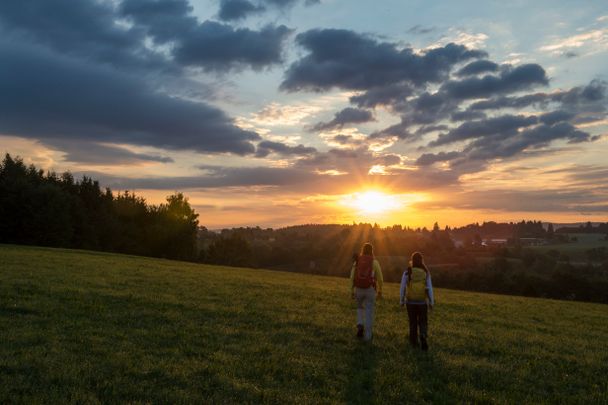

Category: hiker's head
[411, 251, 425, 268]
[361, 243, 373, 256]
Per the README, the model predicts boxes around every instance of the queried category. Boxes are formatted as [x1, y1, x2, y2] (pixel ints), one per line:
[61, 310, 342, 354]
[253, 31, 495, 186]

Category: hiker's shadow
[344, 342, 377, 404]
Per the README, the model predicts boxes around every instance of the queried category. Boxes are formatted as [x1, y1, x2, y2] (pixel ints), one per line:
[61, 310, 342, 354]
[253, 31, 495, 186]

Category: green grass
[1, 244, 607, 404]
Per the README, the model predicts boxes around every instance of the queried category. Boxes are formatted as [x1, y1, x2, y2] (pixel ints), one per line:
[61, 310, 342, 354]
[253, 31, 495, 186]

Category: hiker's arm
[400, 272, 407, 305]
[374, 260, 383, 296]
[426, 274, 435, 307]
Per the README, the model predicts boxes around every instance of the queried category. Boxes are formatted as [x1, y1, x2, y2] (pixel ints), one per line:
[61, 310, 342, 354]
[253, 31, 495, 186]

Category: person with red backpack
[350, 243, 383, 341]
[400, 251, 434, 351]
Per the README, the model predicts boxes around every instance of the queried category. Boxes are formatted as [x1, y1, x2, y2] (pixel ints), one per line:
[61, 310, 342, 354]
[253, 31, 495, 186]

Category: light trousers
[355, 286, 376, 340]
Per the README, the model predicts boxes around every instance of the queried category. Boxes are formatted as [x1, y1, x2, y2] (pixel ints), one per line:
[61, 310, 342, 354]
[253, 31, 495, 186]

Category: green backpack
[406, 267, 427, 301]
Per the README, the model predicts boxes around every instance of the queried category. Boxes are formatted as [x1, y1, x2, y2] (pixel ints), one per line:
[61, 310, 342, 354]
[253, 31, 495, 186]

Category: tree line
[3, 153, 607, 303]
[0, 154, 198, 260]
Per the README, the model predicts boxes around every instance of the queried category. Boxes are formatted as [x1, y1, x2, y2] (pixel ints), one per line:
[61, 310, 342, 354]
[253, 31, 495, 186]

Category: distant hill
[545, 221, 605, 230]
[1, 244, 607, 403]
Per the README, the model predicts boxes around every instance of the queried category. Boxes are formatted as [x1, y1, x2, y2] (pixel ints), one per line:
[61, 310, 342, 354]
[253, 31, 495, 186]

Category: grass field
[2, 244, 607, 404]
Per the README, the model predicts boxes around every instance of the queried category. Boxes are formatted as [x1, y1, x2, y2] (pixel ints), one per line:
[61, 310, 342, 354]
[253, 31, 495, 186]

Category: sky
[1, 0, 607, 229]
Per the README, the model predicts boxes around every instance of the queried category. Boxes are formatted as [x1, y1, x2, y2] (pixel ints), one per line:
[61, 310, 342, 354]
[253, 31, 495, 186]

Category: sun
[343, 191, 401, 214]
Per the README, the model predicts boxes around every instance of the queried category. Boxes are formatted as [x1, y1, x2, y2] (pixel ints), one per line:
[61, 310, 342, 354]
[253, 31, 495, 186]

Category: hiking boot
[421, 338, 428, 351]
[356, 324, 364, 338]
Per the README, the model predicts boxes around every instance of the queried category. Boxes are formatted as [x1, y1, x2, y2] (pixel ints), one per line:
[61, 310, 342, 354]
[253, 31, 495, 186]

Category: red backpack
[354, 255, 375, 288]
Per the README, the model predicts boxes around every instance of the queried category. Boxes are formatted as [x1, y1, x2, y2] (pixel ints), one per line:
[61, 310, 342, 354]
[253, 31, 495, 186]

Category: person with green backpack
[400, 251, 434, 350]
[350, 243, 384, 342]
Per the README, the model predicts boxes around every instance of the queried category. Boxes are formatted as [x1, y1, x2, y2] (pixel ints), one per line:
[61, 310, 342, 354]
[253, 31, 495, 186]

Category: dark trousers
[406, 303, 428, 346]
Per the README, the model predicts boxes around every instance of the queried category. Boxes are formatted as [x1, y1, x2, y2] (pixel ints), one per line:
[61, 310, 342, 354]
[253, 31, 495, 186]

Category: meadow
[1, 244, 607, 404]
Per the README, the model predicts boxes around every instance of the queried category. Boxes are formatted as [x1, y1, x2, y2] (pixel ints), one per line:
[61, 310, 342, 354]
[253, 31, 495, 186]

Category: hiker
[400, 251, 434, 351]
[350, 243, 383, 341]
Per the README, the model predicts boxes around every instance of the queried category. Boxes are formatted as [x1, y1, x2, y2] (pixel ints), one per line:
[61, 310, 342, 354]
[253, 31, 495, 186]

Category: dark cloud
[462, 122, 595, 162]
[369, 119, 413, 140]
[88, 166, 317, 189]
[281, 29, 485, 92]
[0, 0, 165, 72]
[0, 40, 260, 155]
[349, 83, 413, 109]
[416, 151, 462, 166]
[404, 92, 461, 124]
[455, 60, 499, 77]
[539, 110, 575, 125]
[440, 64, 548, 100]
[468, 93, 552, 111]
[173, 22, 292, 71]
[255, 141, 317, 157]
[218, 0, 264, 21]
[217, 0, 318, 21]
[195, 165, 316, 187]
[120, 0, 196, 43]
[450, 110, 487, 122]
[311, 108, 375, 131]
[121, 0, 292, 71]
[43, 140, 173, 165]
[430, 115, 539, 147]
[375, 154, 402, 166]
[468, 80, 607, 112]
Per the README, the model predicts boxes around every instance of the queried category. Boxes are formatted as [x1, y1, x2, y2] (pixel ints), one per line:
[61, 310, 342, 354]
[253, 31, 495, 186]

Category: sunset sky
[1, 0, 607, 228]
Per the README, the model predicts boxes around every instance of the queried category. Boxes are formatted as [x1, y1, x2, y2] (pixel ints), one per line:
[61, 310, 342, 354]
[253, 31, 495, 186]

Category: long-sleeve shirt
[350, 259, 383, 293]
[400, 269, 434, 305]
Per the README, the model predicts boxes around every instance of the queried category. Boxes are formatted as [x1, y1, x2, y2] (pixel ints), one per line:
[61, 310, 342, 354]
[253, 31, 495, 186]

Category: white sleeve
[400, 271, 408, 304]
[426, 274, 435, 306]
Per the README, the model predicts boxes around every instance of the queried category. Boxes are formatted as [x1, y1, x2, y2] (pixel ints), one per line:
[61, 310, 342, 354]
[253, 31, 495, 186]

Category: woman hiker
[400, 251, 434, 351]
[350, 243, 383, 341]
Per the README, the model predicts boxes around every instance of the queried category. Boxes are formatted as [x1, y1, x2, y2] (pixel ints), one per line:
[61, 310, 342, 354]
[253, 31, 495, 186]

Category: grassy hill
[1, 244, 607, 404]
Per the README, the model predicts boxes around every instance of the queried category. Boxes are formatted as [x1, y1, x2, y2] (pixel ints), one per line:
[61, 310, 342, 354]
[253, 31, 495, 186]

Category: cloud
[0, 0, 164, 72]
[255, 140, 317, 157]
[0, 40, 260, 155]
[430, 115, 539, 147]
[217, 0, 318, 21]
[416, 151, 461, 166]
[540, 29, 608, 55]
[369, 119, 413, 140]
[440, 64, 548, 100]
[311, 108, 375, 131]
[85, 161, 460, 195]
[42, 140, 174, 165]
[466, 80, 608, 117]
[281, 29, 485, 92]
[417, 119, 598, 177]
[218, 0, 264, 21]
[174, 22, 292, 71]
[349, 83, 413, 109]
[463, 122, 595, 161]
[455, 60, 499, 77]
[539, 110, 576, 125]
[450, 110, 487, 122]
[414, 187, 608, 213]
[407, 25, 436, 35]
[121, 0, 293, 71]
